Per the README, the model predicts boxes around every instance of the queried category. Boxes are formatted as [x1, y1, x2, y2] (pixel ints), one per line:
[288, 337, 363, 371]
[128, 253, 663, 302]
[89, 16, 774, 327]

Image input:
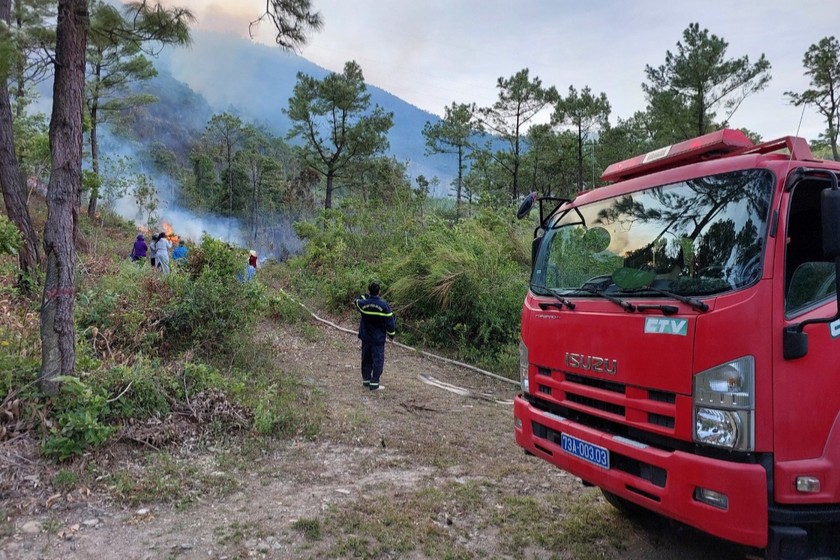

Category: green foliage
[643, 22, 771, 142]
[97, 362, 173, 421]
[785, 36, 840, 160]
[289, 199, 530, 373]
[291, 209, 377, 306]
[553, 85, 611, 191]
[0, 215, 21, 256]
[42, 377, 117, 462]
[13, 111, 50, 179]
[52, 469, 80, 491]
[477, 68, 559, 200]
[108, 451, 238, 509]
[247, 367, 324, 438]
[291, 518, 322, 541]
[76, 260, 164, 355]
[132, 173, 160, 230]
[285, 60, 394, 208]
[265, 291, 310, 323]
[387, 212, 528, 366]
[183, 234, 245, 280]
[161, 264, 266, 355]
[0, 294, 40, 396]
[77, 235, 266, 358]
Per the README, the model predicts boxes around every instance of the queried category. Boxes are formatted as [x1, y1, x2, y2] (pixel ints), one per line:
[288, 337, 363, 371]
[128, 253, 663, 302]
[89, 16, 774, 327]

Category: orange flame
[161, 222, 180, 245]
[137, 222, 181, 245]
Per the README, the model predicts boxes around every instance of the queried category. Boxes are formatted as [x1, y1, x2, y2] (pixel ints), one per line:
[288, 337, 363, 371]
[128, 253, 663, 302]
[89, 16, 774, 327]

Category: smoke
[97, 127, 259, 253]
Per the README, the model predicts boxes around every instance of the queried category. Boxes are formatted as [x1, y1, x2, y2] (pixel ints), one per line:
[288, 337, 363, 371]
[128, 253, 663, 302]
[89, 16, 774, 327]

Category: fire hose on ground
[278, 289, 519, 404]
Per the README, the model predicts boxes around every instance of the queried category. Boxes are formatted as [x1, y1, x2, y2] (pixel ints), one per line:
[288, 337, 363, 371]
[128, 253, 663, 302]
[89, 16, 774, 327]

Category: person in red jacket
[246, 250, 257, 281]
[354, 282, 396, 391]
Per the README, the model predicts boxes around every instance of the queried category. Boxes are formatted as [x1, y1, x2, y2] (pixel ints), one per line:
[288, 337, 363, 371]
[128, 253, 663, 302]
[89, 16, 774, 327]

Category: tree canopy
[642, 22, 771, 143]
[477, 69, 558, 200]
[786, 36, 840, 161]
[285, 60, 393, 209]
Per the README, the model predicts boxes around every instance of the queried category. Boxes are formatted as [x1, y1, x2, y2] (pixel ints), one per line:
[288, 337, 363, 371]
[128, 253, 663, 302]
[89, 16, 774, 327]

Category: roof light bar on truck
[600, 129, 754, 182]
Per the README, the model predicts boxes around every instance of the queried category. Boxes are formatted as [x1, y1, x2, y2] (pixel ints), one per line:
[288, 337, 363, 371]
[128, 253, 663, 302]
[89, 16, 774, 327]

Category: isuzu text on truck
[513, 129, 840, 559]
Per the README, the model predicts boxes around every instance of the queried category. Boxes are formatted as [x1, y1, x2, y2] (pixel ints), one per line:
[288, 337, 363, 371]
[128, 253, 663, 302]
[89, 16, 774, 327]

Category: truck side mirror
[517, 192, 538, 220]
[822, 188, 840, 259]
[783, 327, 808, 360]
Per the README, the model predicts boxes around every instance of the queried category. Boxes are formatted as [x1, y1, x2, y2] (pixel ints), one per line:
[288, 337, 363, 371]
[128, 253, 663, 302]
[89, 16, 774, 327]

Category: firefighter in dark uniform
[354, 282, 396, 391]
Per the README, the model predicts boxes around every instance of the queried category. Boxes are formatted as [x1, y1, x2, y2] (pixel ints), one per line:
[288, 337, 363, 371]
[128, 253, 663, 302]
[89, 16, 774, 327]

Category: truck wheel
[600, 489, 651, 517]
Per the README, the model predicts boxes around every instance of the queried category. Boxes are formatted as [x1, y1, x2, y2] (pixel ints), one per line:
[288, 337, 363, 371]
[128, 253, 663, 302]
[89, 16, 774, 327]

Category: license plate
[561, 433, 610, 469]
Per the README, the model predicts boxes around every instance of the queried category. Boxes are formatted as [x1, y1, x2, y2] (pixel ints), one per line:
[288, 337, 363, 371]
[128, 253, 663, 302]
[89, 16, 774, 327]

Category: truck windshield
[531, 169, 774, 298]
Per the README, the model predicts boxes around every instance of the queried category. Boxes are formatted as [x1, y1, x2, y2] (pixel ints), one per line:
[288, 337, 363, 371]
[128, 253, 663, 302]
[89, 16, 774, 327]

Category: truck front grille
[532, 366, 679, 437]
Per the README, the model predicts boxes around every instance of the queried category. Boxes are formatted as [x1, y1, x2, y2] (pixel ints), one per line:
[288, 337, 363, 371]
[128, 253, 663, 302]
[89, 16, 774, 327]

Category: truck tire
[600, 489, 652, 517]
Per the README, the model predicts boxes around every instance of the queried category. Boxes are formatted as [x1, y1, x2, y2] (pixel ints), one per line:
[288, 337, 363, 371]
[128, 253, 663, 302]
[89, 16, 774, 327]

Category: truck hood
[523, 295, 695, 395]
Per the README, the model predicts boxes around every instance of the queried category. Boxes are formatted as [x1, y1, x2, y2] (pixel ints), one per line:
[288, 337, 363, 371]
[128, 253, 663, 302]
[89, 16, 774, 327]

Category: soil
[0, 311, 751, 560]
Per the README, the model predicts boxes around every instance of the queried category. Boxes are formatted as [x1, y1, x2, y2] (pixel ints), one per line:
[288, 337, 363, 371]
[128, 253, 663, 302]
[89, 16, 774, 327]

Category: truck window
[785, 180, 838, 313]
[531, 169, 774, 297]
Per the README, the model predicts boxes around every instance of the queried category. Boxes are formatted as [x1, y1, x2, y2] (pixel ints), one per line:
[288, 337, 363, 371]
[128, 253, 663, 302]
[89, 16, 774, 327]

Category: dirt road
[1, 316, 750, 559]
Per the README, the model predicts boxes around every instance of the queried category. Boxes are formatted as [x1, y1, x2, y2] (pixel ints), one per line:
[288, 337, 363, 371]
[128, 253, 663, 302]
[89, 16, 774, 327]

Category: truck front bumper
[514, 395, 769, 548]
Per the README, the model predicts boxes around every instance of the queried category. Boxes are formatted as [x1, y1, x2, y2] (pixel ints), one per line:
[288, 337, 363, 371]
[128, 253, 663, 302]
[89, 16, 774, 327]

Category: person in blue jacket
[354, 282, 396, 391]
[172, 240, 188, 264]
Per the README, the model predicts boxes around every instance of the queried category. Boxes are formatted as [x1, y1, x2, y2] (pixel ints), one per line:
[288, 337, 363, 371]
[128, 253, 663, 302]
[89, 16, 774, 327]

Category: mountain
[149, 29, 456, 197]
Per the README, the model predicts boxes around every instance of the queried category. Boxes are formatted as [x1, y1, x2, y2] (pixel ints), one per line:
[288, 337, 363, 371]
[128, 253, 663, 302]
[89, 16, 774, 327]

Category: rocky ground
[0, 312, 751, 559]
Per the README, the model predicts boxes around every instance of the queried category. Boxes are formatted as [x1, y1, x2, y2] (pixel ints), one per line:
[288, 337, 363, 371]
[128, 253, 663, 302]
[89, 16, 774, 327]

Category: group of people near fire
[129, 231, 258, 283]
[129, 233, 397, 391]
[129, 232, 186, 275]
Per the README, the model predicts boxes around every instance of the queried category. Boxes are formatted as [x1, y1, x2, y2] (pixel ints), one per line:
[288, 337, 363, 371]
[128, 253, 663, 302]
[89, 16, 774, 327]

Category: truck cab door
[773, 174, 840, 504]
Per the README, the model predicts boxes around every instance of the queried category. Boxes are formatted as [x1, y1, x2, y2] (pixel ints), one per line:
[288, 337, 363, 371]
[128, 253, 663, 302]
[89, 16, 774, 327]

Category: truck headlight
[519, 341, 529, 394]
[693, 356, 755, 451]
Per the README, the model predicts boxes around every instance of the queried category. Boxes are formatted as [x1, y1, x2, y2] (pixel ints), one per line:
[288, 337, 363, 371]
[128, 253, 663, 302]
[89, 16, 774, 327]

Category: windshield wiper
[578, 284, 636, 313]
[636, 304, 679, 315]
[541, 289, 576, 310]
[624, 287, 709, 312]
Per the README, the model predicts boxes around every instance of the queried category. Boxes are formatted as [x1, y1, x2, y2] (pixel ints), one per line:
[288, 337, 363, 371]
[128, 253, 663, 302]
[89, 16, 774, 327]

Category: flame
[136, 222, 180, 245]
[161, 222, 180, 245]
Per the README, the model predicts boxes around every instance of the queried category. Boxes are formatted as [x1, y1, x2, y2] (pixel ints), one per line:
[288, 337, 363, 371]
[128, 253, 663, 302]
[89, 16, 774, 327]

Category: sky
[159, 0, 839, 143]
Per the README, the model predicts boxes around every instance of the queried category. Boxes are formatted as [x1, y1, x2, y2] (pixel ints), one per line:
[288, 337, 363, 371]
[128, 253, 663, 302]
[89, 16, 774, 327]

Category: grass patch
[313, 481, 629, 560]
[0, 509, 13, 538]
[291, 517, 322, 541]
[491, 488, 629, 559]
[106, 452, 240, 509]
[321, 480, 490, 559]
[214, 520, 269, 546]
[52, 469, 80, 491]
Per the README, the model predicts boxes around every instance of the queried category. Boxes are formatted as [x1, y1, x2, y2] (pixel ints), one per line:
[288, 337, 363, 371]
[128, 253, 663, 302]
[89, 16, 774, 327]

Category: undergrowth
[1, 225, 324, 464]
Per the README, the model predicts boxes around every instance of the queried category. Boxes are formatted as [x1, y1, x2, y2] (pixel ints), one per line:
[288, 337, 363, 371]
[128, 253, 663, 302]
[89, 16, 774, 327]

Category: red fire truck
[513, 129, 840, 559]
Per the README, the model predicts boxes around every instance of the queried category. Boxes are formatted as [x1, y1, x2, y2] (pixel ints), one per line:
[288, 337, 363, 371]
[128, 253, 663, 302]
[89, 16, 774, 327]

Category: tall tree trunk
[325, 170, 333, 209]
[86, 106, 99, 217]
[0, 0, 41, 290]
[39, 0, 88, 393]
[455, 146, 463, 220]
[576, 124, 584, 191]
[12, 0, 26, 118]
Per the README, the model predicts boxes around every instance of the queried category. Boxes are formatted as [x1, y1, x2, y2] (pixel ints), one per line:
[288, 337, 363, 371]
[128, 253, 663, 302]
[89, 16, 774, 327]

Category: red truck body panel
[514, 131, 840, 554]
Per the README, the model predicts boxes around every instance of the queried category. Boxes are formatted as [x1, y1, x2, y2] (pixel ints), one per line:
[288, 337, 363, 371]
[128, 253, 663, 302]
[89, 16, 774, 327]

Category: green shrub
[42, 377, 117, 462]
[265, 291, 310, 324]
[97, 363, 173, 421]
[161, 272, 265, 355]
[52, 469, 79, 491]
[387, 212, 527, 364]
[76, 260, 165, 355]
[0, 215, 21, 257]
